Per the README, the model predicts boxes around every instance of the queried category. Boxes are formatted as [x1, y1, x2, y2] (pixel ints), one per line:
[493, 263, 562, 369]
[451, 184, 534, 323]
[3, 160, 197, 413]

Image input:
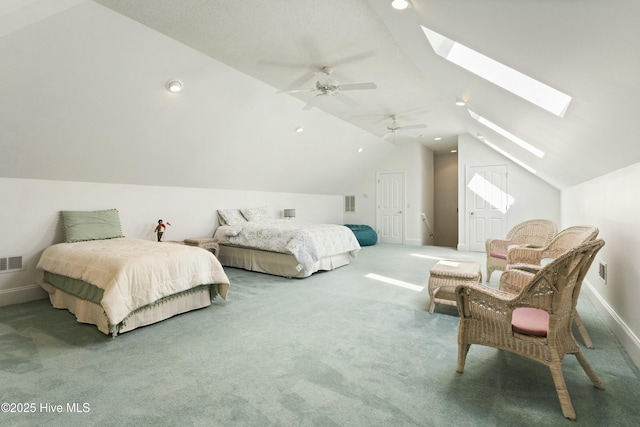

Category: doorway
[465, 165, 510, 252]
[377, 171, 404, 244]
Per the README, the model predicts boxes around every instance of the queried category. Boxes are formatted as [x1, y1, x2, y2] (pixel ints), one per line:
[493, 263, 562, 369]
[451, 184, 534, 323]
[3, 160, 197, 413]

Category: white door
[377, 171, 404, 244]
[466, 165, 510, 251]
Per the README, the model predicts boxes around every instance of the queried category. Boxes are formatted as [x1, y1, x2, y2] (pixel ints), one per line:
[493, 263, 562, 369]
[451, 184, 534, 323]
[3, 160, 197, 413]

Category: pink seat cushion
[512, 307, 549, 337]
[490, 251, 507, 259]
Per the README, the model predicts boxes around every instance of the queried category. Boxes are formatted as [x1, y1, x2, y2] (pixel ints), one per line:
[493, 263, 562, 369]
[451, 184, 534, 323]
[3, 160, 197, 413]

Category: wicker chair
[456, 239, 605, 420]
[505, 226, 600, 348]
[485, 219, 557, 281]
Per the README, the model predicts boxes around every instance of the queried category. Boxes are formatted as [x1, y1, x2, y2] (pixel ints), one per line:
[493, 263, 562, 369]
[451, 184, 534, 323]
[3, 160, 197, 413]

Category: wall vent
[598, 259, 607, 284]
[0, 255, 24, 273]
[344, 195, 356, 213]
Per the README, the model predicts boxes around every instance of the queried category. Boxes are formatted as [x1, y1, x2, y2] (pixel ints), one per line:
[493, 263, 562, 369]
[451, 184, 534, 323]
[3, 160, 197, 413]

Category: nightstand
[184, 237, 219, 256]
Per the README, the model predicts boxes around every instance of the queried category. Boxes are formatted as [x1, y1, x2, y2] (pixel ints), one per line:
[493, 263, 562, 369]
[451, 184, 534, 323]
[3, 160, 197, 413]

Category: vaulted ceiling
[91, 0, 640, 190]
[3, 1, 640, 191]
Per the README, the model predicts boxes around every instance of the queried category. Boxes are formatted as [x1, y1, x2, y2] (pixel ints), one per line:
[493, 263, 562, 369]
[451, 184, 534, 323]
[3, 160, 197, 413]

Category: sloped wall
[457, 134, 561, 251]
[0, 1, 390, 195]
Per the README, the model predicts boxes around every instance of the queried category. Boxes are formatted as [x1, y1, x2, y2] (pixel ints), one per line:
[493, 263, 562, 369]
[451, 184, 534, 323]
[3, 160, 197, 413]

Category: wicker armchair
[456, 239, 605, 420]
[485, 219, 557, 281]
[505, 226, 599, 348]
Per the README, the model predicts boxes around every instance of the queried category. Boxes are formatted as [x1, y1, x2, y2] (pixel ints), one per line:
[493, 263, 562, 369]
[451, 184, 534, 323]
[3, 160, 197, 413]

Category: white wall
[457, 134, 561, 250]
[562, 161, 640, 368]
[0, 1, 391, 196]
[0, 177, 343, 306]
[346, 141, 434, 246]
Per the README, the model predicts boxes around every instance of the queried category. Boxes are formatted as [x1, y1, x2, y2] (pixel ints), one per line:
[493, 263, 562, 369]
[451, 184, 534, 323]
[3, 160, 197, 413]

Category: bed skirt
[40, 282, 214, 337]
[217, 244, 351, 278]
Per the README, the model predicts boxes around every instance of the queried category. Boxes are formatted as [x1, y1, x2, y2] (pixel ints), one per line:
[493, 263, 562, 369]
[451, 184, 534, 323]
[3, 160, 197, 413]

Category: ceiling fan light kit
[382, 115, 427, 142]
[280, 66, 377, 111]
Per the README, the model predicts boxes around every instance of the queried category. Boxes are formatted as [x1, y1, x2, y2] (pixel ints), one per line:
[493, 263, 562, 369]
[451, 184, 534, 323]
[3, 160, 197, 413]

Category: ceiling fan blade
[303, 94, 323, 110]
[277, 88, 317, 94]
[338, 82, 377, 91]
[336, 94, 357, 108]
[399, 124, 427, 131]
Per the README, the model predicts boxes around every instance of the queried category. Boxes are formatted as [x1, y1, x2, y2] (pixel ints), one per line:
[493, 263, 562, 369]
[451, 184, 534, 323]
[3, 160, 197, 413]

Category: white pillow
[240, 206, 270, 221]
[217, 209, 247, 226]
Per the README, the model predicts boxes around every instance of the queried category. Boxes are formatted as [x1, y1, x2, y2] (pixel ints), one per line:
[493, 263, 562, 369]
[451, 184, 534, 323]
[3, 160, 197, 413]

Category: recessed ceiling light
[166, 79, 183, 93]
[358, 147, 364, 153]
[434, 137, 442, 141]
[295, 126, 304, 133]
[455, 98, 466, 106]
[451, 149, 457, 153]
[391, 0, 410, 10]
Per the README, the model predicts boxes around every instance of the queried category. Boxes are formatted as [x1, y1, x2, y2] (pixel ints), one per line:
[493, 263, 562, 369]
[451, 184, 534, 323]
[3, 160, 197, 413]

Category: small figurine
[154, 219, 171, 241]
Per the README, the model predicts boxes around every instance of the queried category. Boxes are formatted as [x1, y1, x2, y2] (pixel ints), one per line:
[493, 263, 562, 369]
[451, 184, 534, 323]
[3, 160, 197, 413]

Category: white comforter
[37, 237, 230, 326]
[214, 220, 361, 273]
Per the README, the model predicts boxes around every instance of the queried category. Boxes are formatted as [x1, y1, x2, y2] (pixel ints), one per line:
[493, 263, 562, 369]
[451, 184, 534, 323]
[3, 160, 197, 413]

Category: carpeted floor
[1, 243, 639, 426]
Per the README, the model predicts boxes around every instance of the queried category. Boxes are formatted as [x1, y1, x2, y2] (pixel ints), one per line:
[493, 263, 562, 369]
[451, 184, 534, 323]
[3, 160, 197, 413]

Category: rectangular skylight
[468, 110, 545, 158]
[421, 26, 571, 117]
[476, 134, 537, 174]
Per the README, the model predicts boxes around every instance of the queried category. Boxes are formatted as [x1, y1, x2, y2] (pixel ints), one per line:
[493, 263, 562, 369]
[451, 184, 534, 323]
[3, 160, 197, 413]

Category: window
[421, 25, 571, 117]
[468, 110, 544, 158]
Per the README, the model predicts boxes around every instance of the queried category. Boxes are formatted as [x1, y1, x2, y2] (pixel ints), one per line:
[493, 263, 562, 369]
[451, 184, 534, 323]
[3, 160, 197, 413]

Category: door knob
[469, 211, 475, 216]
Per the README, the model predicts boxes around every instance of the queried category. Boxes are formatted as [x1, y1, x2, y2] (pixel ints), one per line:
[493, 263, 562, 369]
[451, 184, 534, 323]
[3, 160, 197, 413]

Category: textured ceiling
[92, 0, 462, 152]
[90, 0, 640, 189]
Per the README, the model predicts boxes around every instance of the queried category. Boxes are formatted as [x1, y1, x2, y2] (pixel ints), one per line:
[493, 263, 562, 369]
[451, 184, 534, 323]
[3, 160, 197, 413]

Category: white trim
[376, 170, 406, 245]
[0, 284, 48, 307]
[582, 279, 640, 370]
[404, 238, 422, 246]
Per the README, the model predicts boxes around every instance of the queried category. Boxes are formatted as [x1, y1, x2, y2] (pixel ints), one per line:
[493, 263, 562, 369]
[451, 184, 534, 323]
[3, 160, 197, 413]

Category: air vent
[598, 260, 607, 284]
[344, 195, 356, 213]
[0, 255, 24, 273]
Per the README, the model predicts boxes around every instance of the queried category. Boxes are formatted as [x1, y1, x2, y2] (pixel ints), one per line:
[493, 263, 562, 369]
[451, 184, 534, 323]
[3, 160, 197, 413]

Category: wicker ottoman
[428, 260, 482, 314]
[184, 237, 219, 257]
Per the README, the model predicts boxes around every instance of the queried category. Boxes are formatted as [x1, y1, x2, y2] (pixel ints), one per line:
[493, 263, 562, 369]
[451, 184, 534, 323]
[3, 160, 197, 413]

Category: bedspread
[214, 221, 361, 273]
[37, 237, 230, 326]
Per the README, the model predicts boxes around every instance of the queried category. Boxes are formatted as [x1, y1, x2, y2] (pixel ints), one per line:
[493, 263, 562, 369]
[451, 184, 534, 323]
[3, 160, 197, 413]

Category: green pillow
[61, 209, 124, 243]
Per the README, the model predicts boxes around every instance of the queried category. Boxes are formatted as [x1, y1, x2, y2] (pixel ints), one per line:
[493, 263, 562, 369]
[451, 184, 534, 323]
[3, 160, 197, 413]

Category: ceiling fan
[279, 67, 377, 110]
[382, 115, 427, 141]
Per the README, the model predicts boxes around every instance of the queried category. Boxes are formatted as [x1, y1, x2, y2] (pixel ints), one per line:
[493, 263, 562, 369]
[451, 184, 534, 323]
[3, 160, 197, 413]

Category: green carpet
[1, 244, 639, 426]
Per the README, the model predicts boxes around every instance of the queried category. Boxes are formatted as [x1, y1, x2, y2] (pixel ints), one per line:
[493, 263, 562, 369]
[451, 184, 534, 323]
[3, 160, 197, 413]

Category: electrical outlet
[598, 260, 607, 284]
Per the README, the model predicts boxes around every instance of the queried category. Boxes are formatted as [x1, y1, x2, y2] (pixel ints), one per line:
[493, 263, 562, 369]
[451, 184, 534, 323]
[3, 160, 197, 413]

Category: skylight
[468, 110, 545, 158]
[476, 134, 537, 174]
[421, 26, 572, 117]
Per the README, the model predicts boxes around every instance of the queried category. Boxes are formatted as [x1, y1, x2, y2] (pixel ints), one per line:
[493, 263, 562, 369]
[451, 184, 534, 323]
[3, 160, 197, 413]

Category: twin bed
[37, 207, 361, 336]
[37, 209, 230, 337]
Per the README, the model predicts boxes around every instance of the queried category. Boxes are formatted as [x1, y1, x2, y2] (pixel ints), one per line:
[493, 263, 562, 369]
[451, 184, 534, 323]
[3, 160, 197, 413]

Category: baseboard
[0, 284, 48, 307]
[583, 279, 640, 370]
[404, 238, 422, 246]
